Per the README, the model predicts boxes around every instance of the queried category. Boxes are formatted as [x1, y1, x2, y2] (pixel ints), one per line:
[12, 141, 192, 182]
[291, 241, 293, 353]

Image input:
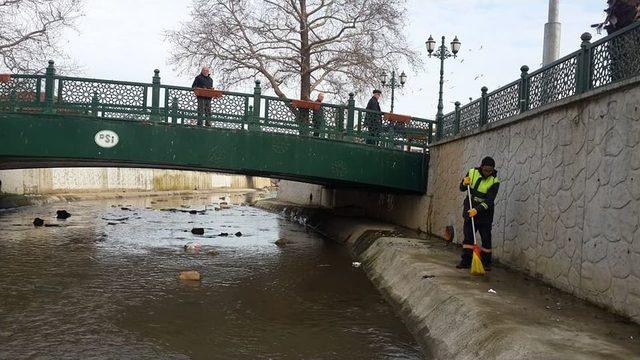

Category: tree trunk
[299, 0, 311, 100]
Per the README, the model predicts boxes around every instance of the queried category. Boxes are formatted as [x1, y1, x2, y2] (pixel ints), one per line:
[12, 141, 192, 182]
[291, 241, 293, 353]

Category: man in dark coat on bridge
[192, 66, 213, 126]
[364, 89, 382, 145]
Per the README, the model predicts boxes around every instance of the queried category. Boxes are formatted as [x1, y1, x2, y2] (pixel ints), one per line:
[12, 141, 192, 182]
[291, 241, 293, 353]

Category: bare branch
[166, 0, 421, 101]
[0, 0, 83, 73]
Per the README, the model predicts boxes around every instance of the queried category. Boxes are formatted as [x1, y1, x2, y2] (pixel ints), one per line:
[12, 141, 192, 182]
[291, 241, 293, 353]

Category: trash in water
[33, 218, 44, 227]
[56, 210, 71, 219]
[184, 242, 201, 252]
[191, 228, 205, 235]
[207, 250, 219, 256]
[179, 271, 201, 281]
[352, 262, 361, 268]
[218, 232, 229, 237]
[234, 231, 242, 237]
[488, 289, 497, 294]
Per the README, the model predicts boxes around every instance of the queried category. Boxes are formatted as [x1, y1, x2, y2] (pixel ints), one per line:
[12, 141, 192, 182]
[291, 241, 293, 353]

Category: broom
[467, 184, 485, 276]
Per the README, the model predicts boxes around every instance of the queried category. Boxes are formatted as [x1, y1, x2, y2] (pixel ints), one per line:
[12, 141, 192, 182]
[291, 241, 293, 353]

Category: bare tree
[0, 0, 82, 73]
[167, 0, 420, 100]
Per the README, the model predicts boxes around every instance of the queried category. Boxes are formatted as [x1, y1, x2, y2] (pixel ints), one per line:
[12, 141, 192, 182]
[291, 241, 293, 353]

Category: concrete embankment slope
[256, 200, 640, 360]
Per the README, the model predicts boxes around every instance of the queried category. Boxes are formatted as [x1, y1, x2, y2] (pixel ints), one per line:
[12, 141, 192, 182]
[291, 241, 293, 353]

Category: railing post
[576, 32, 593, 94]
[150, 69, 161, 121]
[519, 65, 530, 113]
[453, 101, 461, 134]
[479, 86, 488, 126]
[250, 80, 261, 131]
[336, 106, 344, 140]
[91, 92, 99, 117]
[346, 92, 355, 140]
[171, 96, 179, 124]
[9, 89, 17, 112]
[44, 60, 56, 114]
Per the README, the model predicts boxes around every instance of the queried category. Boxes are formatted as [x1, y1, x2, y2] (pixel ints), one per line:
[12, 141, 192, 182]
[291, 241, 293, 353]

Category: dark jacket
[364, 96, 381, 128]
[460, 167, 500, 224]
[192, 74, 213, 99]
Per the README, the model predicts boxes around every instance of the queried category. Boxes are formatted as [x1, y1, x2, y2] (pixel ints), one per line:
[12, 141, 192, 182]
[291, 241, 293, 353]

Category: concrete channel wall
[276, 76, 640, 322]
[0, 168, 272, 195]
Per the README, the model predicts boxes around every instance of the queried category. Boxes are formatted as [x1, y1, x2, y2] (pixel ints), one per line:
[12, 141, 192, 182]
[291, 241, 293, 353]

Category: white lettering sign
[94, 130, 119, 148]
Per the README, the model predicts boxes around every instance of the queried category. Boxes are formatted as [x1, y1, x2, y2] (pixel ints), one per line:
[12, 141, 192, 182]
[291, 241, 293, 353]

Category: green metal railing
[439, 22, 640, 140]
[0, 62, 435, 151]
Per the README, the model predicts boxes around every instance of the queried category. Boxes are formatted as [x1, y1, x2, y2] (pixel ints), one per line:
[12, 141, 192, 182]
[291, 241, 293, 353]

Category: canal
[0, 193, 423, 359]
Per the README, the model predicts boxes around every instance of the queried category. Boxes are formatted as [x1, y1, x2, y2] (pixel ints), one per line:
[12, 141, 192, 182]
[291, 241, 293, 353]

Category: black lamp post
[426, 35, 461, 139]
[379, 70, 407, 113]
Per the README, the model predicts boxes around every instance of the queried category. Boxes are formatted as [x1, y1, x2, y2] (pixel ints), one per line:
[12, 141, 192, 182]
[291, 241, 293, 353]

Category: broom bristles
[470, 246, 485, 276]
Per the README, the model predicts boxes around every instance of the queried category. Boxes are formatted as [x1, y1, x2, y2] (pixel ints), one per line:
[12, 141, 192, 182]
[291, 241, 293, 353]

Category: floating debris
[33, 218, 44, 227]
[191, 228, 205, 235]
[56, 210, 71, 219]
[179, 271, 201, 281]
[184, 242, 201, 252]
[352, 262, 361, 268]
[235, 232, 242, 237]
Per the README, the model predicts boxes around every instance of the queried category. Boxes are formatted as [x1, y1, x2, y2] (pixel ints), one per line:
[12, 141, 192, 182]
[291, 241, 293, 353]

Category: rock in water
[33, 218, 44, 227]
[56, 210, 71, 219]
[235, 232, 242, 237]
[179, 271, 201, 281]
[191, 228, 205, 235]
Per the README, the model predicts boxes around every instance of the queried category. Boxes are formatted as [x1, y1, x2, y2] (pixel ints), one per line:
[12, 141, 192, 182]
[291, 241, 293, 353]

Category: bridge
[0, 63, 435, 193]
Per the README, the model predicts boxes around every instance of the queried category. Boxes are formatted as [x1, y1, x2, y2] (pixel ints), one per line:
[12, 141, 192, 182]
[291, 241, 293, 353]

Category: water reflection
[0, 194, 423, 359]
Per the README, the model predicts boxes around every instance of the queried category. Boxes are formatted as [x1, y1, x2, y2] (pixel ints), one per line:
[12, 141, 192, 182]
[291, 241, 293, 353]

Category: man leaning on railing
[192, 66, 213, 126]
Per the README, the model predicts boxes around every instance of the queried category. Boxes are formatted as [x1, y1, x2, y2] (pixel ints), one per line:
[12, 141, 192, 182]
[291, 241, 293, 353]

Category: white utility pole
[542, 0, 561, 65]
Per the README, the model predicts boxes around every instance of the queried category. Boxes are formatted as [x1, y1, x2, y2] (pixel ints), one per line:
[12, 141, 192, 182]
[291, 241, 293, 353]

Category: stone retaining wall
[0, 168, 272, 195]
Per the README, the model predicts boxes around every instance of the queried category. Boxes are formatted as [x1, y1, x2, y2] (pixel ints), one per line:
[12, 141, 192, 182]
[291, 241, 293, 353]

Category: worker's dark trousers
[460, 219, 492, 267]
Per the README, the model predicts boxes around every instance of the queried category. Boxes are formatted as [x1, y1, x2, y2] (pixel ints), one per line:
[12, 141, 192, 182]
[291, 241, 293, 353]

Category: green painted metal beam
[0, 113, 427, 193]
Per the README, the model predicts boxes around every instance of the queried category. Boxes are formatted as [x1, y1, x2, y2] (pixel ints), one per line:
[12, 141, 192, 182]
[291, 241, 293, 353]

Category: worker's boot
[456, 249, 472, 269]
[481, 251, 492, 271]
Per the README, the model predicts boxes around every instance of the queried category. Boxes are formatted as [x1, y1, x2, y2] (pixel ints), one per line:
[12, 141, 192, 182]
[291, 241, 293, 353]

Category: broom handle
[467, 185, 478, 246]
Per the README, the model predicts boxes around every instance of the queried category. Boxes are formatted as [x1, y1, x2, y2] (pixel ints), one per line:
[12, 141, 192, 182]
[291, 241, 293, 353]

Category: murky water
[0, 193, 423, 359]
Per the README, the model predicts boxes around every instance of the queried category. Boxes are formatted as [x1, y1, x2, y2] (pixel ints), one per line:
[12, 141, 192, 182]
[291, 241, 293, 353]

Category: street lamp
[426, 35, 461, 139]
[379, 70, 407, 113]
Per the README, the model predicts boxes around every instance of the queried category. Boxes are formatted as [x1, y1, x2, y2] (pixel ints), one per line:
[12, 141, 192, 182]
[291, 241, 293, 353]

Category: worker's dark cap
[373, 89, 382, 94]
[481, 156, 495, 167]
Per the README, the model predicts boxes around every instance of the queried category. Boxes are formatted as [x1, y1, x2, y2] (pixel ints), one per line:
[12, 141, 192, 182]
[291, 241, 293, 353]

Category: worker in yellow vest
[456, 156, 500, 270]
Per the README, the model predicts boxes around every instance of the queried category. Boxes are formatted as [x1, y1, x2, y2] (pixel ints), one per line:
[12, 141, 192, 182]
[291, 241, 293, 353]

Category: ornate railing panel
[528, 53, 578, 110]
[0, 75, 43, 110]
[458, 99, 481, 133]
[56, 76, 149, 119]
[487, 80, 520, 123]
[440, 112, 456, 138]
[591, 24, 640, 89]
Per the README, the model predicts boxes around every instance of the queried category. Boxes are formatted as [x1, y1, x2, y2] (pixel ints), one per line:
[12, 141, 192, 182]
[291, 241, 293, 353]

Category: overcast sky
[60, 0, 606, 118]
